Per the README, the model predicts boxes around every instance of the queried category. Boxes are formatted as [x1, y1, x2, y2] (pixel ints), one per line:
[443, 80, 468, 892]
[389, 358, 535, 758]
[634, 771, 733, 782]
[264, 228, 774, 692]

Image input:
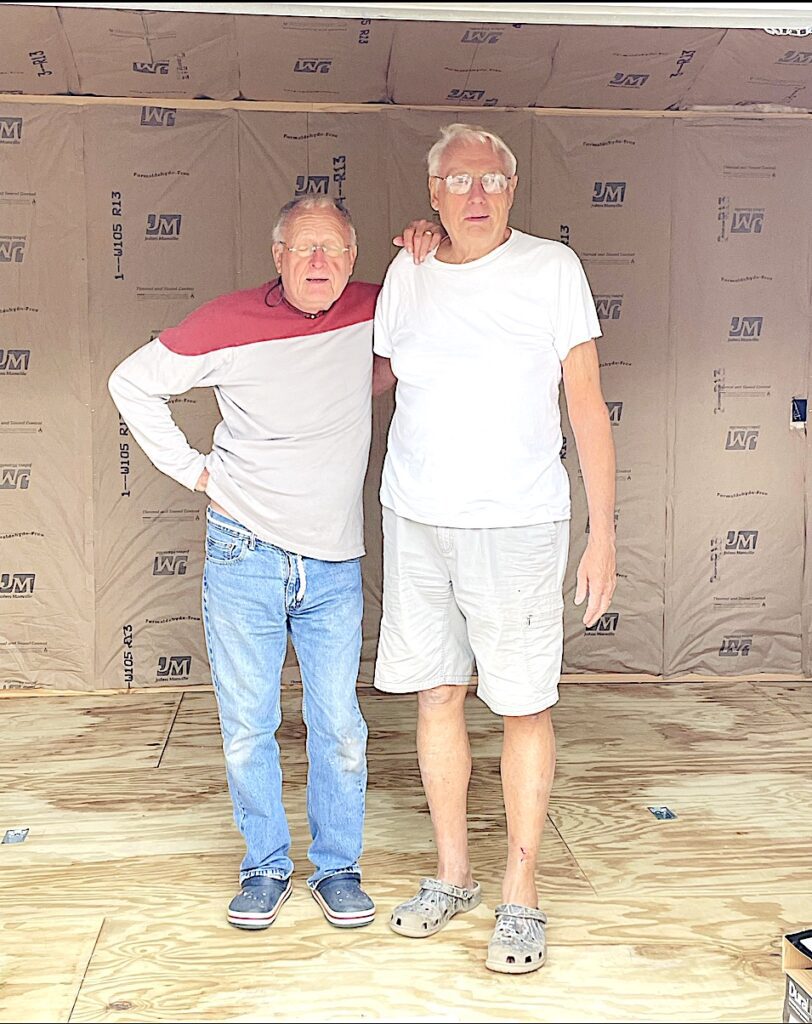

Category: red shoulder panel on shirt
[159, 280, 381, 356]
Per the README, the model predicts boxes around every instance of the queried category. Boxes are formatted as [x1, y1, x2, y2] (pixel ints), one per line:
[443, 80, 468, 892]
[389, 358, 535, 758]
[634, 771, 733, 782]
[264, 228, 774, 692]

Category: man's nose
[467, 179, 488, 201]
[308, 246, 327, 267]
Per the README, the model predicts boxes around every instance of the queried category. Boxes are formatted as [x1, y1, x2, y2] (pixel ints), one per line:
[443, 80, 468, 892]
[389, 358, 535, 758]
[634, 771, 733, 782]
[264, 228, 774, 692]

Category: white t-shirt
[373, 229, 601, 528]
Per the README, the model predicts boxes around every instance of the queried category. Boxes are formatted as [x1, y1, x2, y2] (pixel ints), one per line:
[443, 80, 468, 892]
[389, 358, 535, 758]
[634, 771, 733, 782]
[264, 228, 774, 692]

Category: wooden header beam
[6, 93, 812, 119]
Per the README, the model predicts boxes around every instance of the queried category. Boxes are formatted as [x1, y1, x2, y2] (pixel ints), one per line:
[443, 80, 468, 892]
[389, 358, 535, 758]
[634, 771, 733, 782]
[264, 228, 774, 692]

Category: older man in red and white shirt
[109, 197, 439, 934]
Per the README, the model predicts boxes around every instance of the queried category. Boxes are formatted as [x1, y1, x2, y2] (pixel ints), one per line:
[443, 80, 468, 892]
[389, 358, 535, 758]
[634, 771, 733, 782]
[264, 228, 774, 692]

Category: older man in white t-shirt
[373, 124, 617, 973]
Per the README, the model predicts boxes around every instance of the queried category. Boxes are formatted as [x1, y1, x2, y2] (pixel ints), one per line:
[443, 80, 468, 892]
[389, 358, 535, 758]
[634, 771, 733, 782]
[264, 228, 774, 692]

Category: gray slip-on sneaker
[227, 876, 292, 930]
[310, 872, 375, 929]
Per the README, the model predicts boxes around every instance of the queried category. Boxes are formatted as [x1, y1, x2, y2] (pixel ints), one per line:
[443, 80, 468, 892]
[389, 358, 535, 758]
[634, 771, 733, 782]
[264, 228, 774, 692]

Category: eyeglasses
[430, 172, 513, 195]
[278, 242, 353, 258]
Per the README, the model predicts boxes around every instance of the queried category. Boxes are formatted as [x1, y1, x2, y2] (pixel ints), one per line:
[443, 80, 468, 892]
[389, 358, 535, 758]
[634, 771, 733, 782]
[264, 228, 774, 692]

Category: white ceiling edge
[15, 0, 812, 29]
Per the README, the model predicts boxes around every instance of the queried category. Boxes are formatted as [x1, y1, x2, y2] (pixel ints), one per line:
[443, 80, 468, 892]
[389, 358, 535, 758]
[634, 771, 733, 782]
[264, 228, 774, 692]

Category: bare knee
[504, 708, 553, 730]
[418, 684, 467, 712]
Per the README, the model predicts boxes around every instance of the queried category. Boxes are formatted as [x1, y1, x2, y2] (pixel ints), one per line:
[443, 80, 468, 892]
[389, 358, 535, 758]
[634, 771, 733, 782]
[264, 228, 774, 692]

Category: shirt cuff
[178, 453, 208, 492]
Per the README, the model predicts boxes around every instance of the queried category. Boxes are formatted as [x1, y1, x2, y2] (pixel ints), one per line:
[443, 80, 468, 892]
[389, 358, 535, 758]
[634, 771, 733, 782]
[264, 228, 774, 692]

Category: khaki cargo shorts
[374, 507, 569, 716]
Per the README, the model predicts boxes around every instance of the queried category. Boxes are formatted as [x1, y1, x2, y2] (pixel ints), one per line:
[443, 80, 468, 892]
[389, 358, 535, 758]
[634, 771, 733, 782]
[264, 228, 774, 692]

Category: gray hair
[271, 196, 357, 246]
[427, 123, 517, 178]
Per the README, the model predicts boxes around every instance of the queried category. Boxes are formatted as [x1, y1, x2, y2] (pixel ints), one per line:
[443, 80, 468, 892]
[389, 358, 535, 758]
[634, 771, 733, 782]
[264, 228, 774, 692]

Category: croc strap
[420, 877, 480, 901]
[494, 902, 547, 924]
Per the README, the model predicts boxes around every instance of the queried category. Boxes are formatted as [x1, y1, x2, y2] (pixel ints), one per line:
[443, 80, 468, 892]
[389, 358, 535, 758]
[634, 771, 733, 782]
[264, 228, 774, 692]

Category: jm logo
[0, 573, 35, 595]
[608, 72, 650, 88]
[730, 209, 764, 234]
[0, 117, 23, 144]
[293, 59, 333, 73]
[448, 89, 486, 102]
[719, 635, 752, 657]
[729, 315, 763, 340]
[0, 239, 26, 263]
[592, 181, 626, 206]
[156, 655, 192, 680]
[0, 467, 30, 489]
[133, 61, 170, 74]
[140, 106, 176, 127]
[725, 529, 758, 554]
[595, 295, 623, 320]
[295, 175, 329, 196]
[145, 214, 182, 240]
[606, 401, 623, 425]
[777, 50, 812, 64]
[0, 349, 30, 372]
[461, 29, 503, 43]
[725, 427, 759, 451]
[585, 612, 619, 636]
[153, 553, 188, 576]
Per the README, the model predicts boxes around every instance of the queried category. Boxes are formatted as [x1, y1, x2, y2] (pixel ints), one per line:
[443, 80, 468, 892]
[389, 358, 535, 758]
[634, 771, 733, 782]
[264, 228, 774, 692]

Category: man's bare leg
[416, 685, 474, 888]
[500, 709, 556, 907]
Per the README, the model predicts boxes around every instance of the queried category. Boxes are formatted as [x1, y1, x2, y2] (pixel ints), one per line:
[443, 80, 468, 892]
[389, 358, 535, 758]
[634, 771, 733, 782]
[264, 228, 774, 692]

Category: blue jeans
[201, 508, 367, 887]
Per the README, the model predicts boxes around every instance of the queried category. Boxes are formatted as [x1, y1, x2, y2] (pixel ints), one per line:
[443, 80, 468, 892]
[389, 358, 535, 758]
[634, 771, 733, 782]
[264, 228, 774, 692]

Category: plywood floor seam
[545, 814, 598, 899]
[153, 693, 185, 770]
[66, 918, 106, 1024]
[2, 681, 809, 1022]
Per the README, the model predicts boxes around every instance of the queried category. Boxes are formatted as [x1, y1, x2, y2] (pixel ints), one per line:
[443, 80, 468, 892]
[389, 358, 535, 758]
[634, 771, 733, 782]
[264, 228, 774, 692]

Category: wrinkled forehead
[283, 208, 352, 243]
[438, 139, 510, 176]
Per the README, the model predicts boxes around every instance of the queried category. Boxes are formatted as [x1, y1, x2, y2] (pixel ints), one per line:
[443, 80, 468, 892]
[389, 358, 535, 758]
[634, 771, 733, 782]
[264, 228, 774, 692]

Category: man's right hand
[393, 219, 444, 264]
[195, 468, 209, 492]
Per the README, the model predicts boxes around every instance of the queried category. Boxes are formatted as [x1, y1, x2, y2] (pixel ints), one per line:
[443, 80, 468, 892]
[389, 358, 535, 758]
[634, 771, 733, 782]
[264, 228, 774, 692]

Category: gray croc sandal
[486, 903, 547, 974]
[389, 877, 481, 938]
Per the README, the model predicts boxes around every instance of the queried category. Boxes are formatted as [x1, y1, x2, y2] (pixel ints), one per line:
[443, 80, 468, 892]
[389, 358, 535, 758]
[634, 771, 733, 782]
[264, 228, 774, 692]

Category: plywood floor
[2, 680, 812, 1023]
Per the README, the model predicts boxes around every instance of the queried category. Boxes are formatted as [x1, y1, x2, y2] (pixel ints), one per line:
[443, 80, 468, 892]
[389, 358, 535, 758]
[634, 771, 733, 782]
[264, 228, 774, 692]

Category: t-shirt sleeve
[372, 257, 404, 359]
[552, 247, 602, 362]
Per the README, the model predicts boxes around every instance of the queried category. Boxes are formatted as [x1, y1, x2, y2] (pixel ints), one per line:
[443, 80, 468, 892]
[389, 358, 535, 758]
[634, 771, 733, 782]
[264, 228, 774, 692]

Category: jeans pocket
[205, 531, 248, 565]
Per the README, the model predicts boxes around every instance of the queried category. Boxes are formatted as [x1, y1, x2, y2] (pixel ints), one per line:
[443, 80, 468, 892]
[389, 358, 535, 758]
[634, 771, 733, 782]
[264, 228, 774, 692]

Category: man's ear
[271, 243, 283, 274]
[428, 176, 441, 212]
[507, 174, 518, 210]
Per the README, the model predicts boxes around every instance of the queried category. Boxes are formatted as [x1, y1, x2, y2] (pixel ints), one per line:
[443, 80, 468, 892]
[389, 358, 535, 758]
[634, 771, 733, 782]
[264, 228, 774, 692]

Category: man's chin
[458, 224, 498, 238]
[281, 283, 335, 314]
[304, 284, 335, 302]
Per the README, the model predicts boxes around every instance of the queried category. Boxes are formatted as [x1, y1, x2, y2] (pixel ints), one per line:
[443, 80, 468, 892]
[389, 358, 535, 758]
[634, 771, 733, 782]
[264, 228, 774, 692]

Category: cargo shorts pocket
[523, 592, 564, 632]
[521, 592, 565, 674]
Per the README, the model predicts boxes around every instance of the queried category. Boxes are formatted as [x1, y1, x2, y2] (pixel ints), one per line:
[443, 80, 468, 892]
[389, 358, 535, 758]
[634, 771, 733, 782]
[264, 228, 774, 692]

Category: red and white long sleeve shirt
[108, 280, 379, 561]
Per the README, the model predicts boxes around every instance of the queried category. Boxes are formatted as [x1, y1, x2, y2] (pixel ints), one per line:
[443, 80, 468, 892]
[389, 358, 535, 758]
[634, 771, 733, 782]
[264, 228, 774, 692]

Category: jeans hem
[307, 865, 361, 890]
[240, 868, 292, 883]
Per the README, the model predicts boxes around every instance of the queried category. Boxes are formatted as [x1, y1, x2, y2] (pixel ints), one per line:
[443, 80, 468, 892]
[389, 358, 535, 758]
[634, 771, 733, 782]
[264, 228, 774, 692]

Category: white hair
[272, 196, 357, 246]
[427, 123, 517, 178]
